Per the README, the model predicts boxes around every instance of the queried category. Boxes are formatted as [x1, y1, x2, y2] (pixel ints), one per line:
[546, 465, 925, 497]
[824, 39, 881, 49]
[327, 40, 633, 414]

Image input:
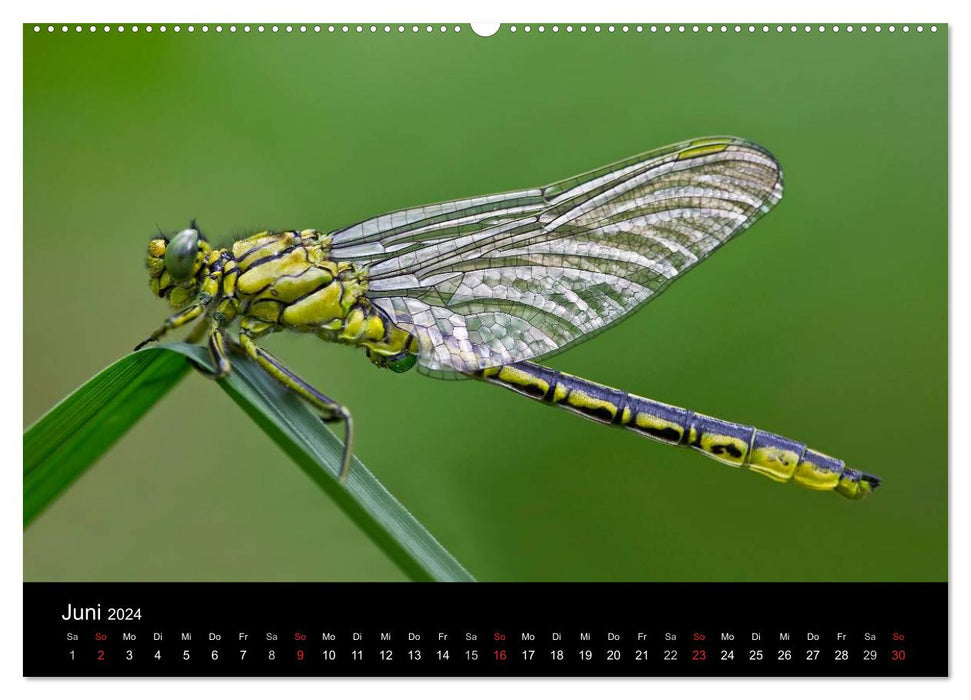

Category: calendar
[24, 583, 946, 676]
[23, 19, 947, 682]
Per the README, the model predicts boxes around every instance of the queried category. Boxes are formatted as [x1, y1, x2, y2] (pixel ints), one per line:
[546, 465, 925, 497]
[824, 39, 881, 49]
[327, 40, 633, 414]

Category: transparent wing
[329, 137, 784, 376]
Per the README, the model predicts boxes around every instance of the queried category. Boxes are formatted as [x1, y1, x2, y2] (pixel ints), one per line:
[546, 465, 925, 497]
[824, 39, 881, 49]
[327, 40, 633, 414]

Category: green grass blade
[24, 344, 475, 582]
[24, 349, 191, 525]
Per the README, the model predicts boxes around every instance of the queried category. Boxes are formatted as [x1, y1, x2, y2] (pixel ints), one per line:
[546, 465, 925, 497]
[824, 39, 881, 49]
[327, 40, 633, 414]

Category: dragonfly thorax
[225, 229, 418, 370]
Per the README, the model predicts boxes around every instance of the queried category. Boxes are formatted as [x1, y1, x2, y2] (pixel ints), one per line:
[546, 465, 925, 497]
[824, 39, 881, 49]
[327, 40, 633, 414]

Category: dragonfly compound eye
[164, 228, 200, 281]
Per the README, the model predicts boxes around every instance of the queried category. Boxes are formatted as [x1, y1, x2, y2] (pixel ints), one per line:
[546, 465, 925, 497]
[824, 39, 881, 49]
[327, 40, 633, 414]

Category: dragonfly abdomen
[475, 362, 879, 500]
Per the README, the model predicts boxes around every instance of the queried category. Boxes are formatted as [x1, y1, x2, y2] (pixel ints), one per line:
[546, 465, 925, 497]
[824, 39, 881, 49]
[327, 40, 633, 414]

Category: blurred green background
[24, 24, 946, 582]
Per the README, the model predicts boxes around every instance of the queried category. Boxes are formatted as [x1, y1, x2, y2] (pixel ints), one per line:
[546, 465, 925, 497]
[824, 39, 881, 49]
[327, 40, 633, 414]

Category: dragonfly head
[146, 224, 212, 308]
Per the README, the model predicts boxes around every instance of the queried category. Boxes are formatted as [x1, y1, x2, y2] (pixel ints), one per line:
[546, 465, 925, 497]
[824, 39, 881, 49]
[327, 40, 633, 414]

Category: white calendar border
[2, 0, 962, 697]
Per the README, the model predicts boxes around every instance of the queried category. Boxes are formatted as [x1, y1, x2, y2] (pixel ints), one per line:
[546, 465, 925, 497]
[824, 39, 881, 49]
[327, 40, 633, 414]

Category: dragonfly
[137, 136, 880, 500]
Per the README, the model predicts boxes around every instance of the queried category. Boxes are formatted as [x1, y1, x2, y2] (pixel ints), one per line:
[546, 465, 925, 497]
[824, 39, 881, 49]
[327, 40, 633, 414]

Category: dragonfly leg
[237, 333, 355, 483]
[134, 304, 205, 350]
[186, 322, 232, 380]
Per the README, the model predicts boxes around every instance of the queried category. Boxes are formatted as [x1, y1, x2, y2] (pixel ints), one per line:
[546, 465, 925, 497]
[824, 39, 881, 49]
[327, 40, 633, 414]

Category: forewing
[331, 137, 784, 375]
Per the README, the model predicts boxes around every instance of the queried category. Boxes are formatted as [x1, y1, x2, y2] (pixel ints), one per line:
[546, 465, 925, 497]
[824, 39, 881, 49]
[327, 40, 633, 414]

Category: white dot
[454, 25, 461, 32]
[215, 26, 222, 33]
[720, 26, 727, 33]
[383, 26, 389, 33]
[847, 26, 854, 33]
[706, 25, 713, 33]
[288, 26, 295, 33]
[918, 25, 924, 32]
[257, 26, 264, 33]
[173, 25, 180, 33]
[595, 26, 601, 33]
[804, 25, 810, 32]
[539, 25, 546, 33]
[819, 25, 826, 33]
[931, 26, 938, 32]
[750, 25, 756, 33]
[511, 25, 517, 33]
[75, 25, 82, 32]
[861, 26, 868, 32]
[636, 26, 643, 33]
[301, 26, 307, 33]
[567, 26, 574, 32]
[664, 26, 671, 33]
[202, 25, 209, 33]
[118, 25, 124, 32]
[889, 26, 895, 33]
[90, 26, 96, 32]
[678, 25, 684, 33]
[525, 25, 532, 33]
[736, 26, 743, 33]
[470, 24, 497, 37]
[903, 25, 910, 32]
[622, 25, 629, 33]
[425, 25, 432, 32]
[875, 26, 882, 33]
[553, 26, 560, 32]
[244, 26, 250, 33]
[833, 26, 840, 33]
[776, 26, 783, 32]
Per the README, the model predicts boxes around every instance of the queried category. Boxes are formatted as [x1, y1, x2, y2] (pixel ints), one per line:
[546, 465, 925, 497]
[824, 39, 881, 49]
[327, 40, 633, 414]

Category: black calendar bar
[24, 582, 946, 677]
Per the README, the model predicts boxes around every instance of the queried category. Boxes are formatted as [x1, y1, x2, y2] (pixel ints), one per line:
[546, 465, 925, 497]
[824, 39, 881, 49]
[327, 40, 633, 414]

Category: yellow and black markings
[476, 360, 877, 500]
